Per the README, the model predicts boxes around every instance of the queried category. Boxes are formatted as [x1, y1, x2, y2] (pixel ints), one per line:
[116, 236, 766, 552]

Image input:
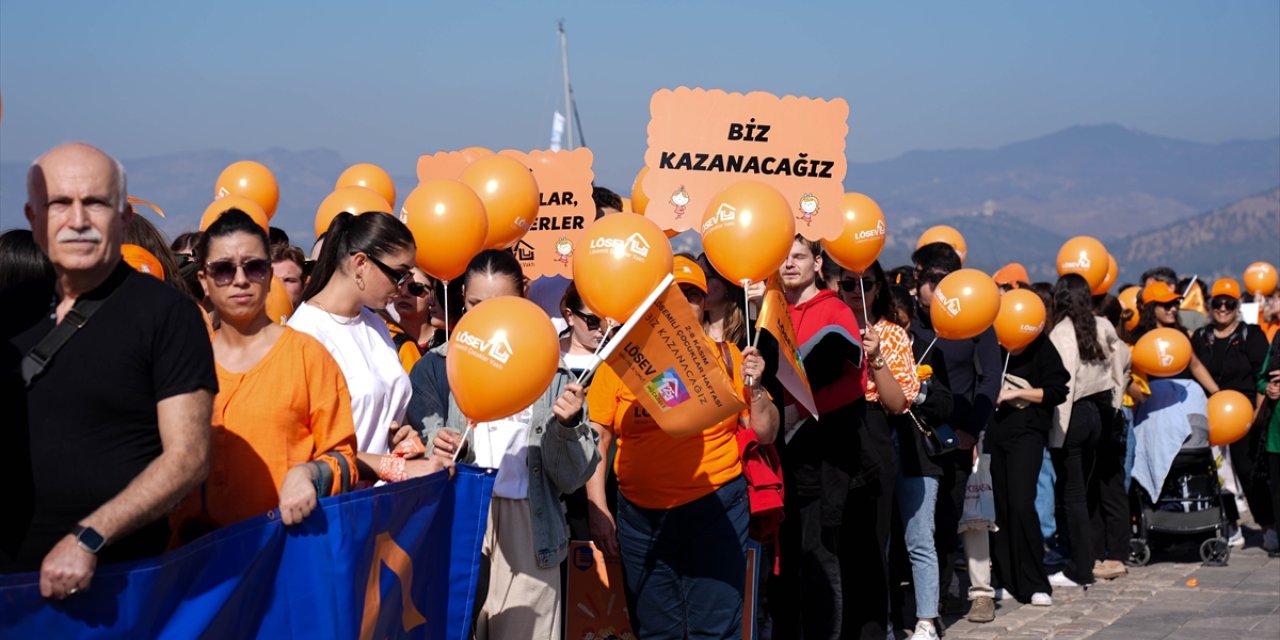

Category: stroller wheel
[1128, 540, 1152, 567]
[1199, 537, 1230, 566]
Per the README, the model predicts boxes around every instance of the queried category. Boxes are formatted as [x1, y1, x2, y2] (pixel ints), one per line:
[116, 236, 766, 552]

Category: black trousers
[1270, 452, 1280, 537]
[1230, 421, 1275, 527]
[988, 422, 1050, 602]
[771, 496, 843, 639]
[1052, 400, 1101, 584]
[1090, 407, 1130, 561]
[840, 474, 893, 639]
[935, 448, 973, 603]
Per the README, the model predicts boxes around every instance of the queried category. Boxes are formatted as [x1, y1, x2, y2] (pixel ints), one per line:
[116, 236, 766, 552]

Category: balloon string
[859, 275, 871, 332]
[443, 279, 452, 343]
[742, 279, 753, 348]
[918, 336, 939, 365]
[451, 420, 475, 463]
[1001, 352, 1010, 383]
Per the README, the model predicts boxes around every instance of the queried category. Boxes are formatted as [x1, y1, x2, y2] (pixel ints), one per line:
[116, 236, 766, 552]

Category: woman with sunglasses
[1190, 278, 1274, 551]
[380, 267, 434, 374]
[558, 282, 606, 376]
[289, 211, 443, 485]
[170, 210, 358, 540]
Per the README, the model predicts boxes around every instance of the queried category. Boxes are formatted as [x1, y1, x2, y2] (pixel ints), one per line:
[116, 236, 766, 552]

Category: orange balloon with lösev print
[1131, 327, 1191, 377]
[994, 289, 1046, 350]
[447, 296, 560, 423]
[929, 269, 1000, 340]
[314, 186, 392, 239]
[1092, 254, 1118, 295]
[400, 180, 489, 281]
[916, 226, 967, 263]
[336, 163, 397, 210]
[1057, 236, 1109, 291]
[700, 181, 795, 285]
[201, 195, 269, 232]
[215, 161, 279, 219]
[460, 155, 540, 250]
[572, 213, 673, 324]
[1207, 390, 1252, 446]
[1242, 261, 1278, 296]
[822, 193, 887, 273]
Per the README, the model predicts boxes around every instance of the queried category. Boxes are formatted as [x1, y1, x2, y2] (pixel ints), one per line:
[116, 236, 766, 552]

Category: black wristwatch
[71, 524, 107, 554]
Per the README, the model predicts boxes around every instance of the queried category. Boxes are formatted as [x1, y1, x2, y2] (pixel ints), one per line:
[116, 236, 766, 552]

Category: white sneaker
[1049, 571, 1084, 588]
[910, 620, 939, 640]
[992, 587, 1011, 601]
[1031, 592, 1053, 606]
[1264, 529, 1279, 552]
[1227, 526, 1245, 548]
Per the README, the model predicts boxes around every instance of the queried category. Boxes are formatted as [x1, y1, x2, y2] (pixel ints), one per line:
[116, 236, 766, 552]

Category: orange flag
[755, 277, 818, 417]
[604, 284, 746, 438]
[1181, 278, 1206, 314]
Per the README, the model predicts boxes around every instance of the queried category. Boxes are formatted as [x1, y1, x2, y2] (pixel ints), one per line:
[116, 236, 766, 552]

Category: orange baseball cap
[673, 256, 707, 293]
[1210, 278, 1241, 300]
[993, 263, 1030, 288]
[121, 244, 165, 280]
[1142, 281, 1180, 305]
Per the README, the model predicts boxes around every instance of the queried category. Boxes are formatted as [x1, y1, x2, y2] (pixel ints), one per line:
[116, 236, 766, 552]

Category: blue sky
[1, 1, 1277, 189]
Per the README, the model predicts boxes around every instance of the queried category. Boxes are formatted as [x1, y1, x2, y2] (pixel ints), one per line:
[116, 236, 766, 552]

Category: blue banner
[0, 465, 495, 639]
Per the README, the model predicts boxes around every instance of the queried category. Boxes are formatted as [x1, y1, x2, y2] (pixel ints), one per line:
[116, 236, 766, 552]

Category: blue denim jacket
[406, 343, 600, 568]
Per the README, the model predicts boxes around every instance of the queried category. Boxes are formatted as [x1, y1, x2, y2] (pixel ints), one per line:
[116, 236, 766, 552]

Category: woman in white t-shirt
[289, 211, 446, 485]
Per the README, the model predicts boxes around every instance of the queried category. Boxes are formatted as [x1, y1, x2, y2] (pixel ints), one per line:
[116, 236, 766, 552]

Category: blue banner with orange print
[0, 466, 495, 639]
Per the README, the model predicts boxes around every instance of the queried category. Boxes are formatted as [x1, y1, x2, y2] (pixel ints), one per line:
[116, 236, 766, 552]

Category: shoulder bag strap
[21, 295, 112, 387]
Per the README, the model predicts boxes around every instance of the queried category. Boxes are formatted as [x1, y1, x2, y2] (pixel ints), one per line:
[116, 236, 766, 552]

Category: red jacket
[788, 290, 867, 416]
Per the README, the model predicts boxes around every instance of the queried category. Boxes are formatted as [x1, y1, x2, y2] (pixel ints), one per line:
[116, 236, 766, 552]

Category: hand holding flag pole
[574, 273, 677, 385]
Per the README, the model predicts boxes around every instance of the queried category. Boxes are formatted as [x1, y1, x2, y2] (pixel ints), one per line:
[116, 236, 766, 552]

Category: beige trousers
[963, 528, 994, 599]
[474, 497, 562, 640]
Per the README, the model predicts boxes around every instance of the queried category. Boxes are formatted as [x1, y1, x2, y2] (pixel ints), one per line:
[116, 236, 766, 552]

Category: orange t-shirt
[171, 327, 358, 532]
[587, 338, 744, 509]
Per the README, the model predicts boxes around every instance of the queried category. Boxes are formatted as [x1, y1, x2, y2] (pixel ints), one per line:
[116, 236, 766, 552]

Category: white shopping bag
[958, 437, 999, 533]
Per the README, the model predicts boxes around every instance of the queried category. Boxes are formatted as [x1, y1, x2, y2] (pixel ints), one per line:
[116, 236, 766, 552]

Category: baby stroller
[1129, 446, 1237, 567]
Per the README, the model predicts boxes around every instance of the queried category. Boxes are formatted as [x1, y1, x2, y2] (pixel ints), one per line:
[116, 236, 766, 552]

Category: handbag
[905, 405, 959, 457]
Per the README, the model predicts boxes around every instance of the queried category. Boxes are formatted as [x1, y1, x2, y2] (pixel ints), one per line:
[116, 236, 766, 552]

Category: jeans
[1035, 449, 1056, 543]
[616, 476, 749, 640]
[1123, 407, 1136, 493]
[896, 474, 940, 619]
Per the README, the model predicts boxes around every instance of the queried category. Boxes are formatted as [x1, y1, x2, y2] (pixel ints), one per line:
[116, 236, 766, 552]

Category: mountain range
[1, 124, 1276, 279]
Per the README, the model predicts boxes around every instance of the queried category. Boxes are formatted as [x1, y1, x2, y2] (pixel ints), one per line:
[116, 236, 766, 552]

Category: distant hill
[846, 124, 1279, 240]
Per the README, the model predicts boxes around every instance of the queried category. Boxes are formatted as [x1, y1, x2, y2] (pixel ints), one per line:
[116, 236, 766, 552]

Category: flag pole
[575, 274, 676, 385]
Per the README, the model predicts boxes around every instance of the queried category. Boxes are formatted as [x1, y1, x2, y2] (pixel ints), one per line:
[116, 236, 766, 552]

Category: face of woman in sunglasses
[568, 306, 604, 350]
[356, 248, 416, 310]
[392, 267, 432, 321]
[838, 271, 877, 318]
[1211, 296, 1239, 326]
[199, 232, 272, 324]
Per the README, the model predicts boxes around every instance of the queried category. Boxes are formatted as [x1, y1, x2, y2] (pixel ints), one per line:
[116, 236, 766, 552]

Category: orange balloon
[1092, 254, 1118, 295]
[1132, 327, 1192, 377]
[572, 213, 674, 323]
[460, 155, 540, 250]
[447, 296, 560, 422]
[822, 193, 887, 272]
[916, 226, 967, 263]
[265, 276, 294, 324]
[215, 160, 279, 219]
[200, 195, 269, 232]
[1207, 390, 1252, 446]
[994, 289, 1047, 350]
[314, 186, 392, 239]
[701, 181, 796, 284]
[631, 167, 650, 214]
[930, 269, 1000, 340]
[1242, 261, 1278, 296]
[620, 196, 633, 213]
[400, 180, 489, 281]
[1057, 236, 1109, 291]
[336, 163, 397, 210]
[1118, 286, 1141, 331]
[121, 244, 165, 280]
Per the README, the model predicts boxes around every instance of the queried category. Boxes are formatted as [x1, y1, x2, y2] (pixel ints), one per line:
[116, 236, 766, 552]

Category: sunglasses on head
[838, 277, 877, 293]
[571, 308, 603, 331]
[355, 252, 412, 289]
[1212, 297, 1238, 311]
[205, 258, 272, 286]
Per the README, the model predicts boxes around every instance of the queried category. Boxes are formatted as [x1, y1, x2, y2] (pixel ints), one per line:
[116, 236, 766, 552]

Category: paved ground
[921, 526, 1279, 639]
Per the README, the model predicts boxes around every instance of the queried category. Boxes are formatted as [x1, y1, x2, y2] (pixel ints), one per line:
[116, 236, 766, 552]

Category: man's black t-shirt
[6, 262, 216, 568]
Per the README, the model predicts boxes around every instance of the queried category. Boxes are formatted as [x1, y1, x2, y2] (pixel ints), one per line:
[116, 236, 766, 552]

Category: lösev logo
[855, 219, 886, 241]
[454, 330, 513, 365]
[934, 287, 962, 317]
[701, 202, 737, 233]
[1155, 336, 1175, 367]
[588, 232, 651, 260]
[1061, 251, 1092, 270]
[1020, 323, 1043, 333]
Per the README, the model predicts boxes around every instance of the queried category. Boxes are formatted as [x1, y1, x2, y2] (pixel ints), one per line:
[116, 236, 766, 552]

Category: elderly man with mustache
[0, 143, 216, 600]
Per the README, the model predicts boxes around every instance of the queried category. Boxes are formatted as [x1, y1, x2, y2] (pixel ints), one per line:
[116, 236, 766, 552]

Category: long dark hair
[127, 214, 191, 298]
[302, 211, 415, 302]
[866, 260, 894, 323]
[1052, 273, 1106, 361]
[0, 229, 54, 292]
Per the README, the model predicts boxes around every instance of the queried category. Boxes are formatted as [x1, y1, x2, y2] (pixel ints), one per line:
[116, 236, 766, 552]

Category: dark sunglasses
[1212, 297, 1239, 311]
[356, 252, 412, 289]
[571, 308, 603, 331]
[839, 277, 877, 293]
[1154, 300, 1182, 310]
[205, 258, 272, 286]
[406, 281, 429, 298]
[914, 269, 948, 286]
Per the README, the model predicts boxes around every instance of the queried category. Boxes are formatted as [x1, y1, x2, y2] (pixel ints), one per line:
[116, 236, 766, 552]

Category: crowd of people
[2, 142, 1279, 640]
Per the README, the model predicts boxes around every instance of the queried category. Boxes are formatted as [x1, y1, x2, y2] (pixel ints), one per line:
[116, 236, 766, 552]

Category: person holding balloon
[169, 210, 358, 539]
[1190, 278, 1274, 552]
[1045, 274, 1130, 589]
[408, 250, 600, 640]
[1129, 280, 1219, 394]
[988, 285, 1069, 606]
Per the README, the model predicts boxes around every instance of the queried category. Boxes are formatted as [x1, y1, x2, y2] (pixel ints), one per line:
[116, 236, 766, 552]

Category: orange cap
[1142, 281, 1180, 305]
[121, 244, 165, 280]
[993, 263, 1030, 287]
[1210, 278, 1241, 300]
[673, 256, 707, 293]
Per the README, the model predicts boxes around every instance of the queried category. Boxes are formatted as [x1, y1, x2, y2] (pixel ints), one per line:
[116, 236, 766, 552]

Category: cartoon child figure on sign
[670, 185, 690, 218]
[797, 193, 819, 226]
[555, 237, 574, 266]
